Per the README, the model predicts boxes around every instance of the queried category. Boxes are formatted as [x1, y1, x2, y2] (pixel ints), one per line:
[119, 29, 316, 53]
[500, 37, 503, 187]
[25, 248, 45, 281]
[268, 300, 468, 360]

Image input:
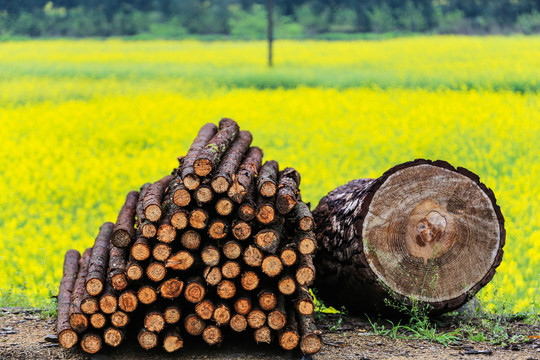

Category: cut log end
[183, 174, 200, 191]
[145, 312, 165, 333]
[301, 334, 323, 355]
[163, 332, 184, 353]
[203, 325, 223, 346]
[211, 176, 230, 194]
[262, 255, 283, 277]
[213, 303, 231, 326]
[90, 313, 106, 329]
[81, 333, 102, 354]
[85, 278, 104, 297]
[194, 158, 213, 176]
[69, 313, 88, 333]
[164, 306, 181, 324]
[104, 327, 124, 347]
[260, 182, 277, 197]
[173, 188, 191, 207]
[279, 331, 299, 351]
[217, 280, 236, 299]
[240, 271, 260, 291]
[58, 329, 78, 349]
[159, 278, 184, 299]
[145, 204, 162, 223]
[111, 311, 129, 328]
[181, 230, 201, 250]
[254, 326, 272, 344]
[216, 198, 234, 216]
[138, 329, 158, 350]
[138, 286, 157, 305]
[166, 251, 194, 271]
[111, 230, 131, 248]
[195, 300, 215, 320]
[230, 314, 248, 332]
[185, 314, 205, 336]
[118, 291, 138, 313]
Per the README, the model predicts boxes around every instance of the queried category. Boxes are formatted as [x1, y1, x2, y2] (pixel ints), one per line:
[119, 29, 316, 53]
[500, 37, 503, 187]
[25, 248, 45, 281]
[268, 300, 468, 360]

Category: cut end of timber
[260, 182, 277, 197]
[279, 331, 299, 351]
[296, 267, 315, 286]
[217, 280, 236, 299]
[203, 325, 223, 345]
[232, 221, 251, 240]
[111, 230, 131, 248]
[138, 330, 158, 350]
[81, 333, 102, 354]
[141, 223, 157, 238]
[118, 291, 138, 313]
[104, 328, 123, 347]
[145, 204, 162, 222]
[278, 277, 296, 295]
[58, 329, 78, 349]
[254, 326, 272, 344]
[183, 174, 200, 191]
[262, 255, 283, 277]
[256, 204, 275, 225]
[138, 286, 157, 305]
[164, 307, 181, 324]
[163, 334, 184, 353]
[90, 313, 106, 329]
[159, 278, 184, 299]
[298, 237, 316, 255]
[277, 195, 296, 215]
[301, 334, 323, 355]
[194, 158, 213, 176]
[185, 315, 205, 336]
[86, 278, 104, 297]
[111, 274, 128, 291]
[230, 314, 248, 332]
[241, 271, 260, 291]
[212, 176, 230, 194]
[173, 188, 191, 207]
[216, 198, 234, 216]
[69, 313, 88, 333]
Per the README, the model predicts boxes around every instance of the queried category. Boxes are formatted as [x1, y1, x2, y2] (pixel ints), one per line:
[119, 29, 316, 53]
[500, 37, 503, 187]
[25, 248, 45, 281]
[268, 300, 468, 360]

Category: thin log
[208, 218, 228, 240]
[137, 285, 157, 305]
[145, 311, 165, 333]
[296, 255, 315, 286]
[146, 261, 166, 282]
[230, 314, 248, 332]
[169, 177, 191, 207]
[180, 230, 201, 250]
[126, 259, 144, 281]
[254, 225, 282, 254]
[203, 266, 222, 286]
[143, 175, 173, 222]
[293, 201, 314, 231]
[247, 308, 266, 329]
[240, 270, 260, 291]
[217, 280, 236, 299]
[159, 278, 184, 299]
[238, 181, 257, 221]
[118, 290, 138, 313]
[109, 245, 128, 291]
[157, 216, 176, 244]
[213, 303, 231, 326]
[234, 294, 252, 315]
[254, 326, 272, 344]
[195, 179, 214, 206]
[295, 286, 314, 315]
[216, 197, 234, 216]
[296, 230, 317, 256]
[80, 294, 99, 315]
[136, 183, 156, 238]
[181, 123, 218, 189]
[211, 130, 253, 193]
[268, 295, 287, 330]
[228, 146, 263, 203]
[184, 314, 205, 336]
[298, 312, 322, 355]
[90, 313, 106, 329]
[194, 118, 240, 177]
[256, 197, 276, 225]
[163, 328, 184, 353]
[112, 191, 139, 247]
[104, 327, 124, 347]
[201, 245, 220, 266]
[221, 261, 241, 279]
[140, 219, 157, 239]
[69, 248, 92, 333]
[111, 310, 129, 328]
[278, 305, 299, 351]
[131, 236, 151, 261]
[164, 306, 181, 324]
[189, 208, 209, 230]
[99, 282, 117, 315]
[257, 160, 279, 197]
[258, 289, 277, 311]
[280, 243, 298, 267]
[195, 299, 215, 320]
[203, 325, 223, 345]
[261, 254, 283, 278]
[243, 245, 263, 267]
[185, 276, 206, 303]
[81, 333, 102, 354]
[278, 274, 297, 296]
[86, 222, 114, 296]
[152, 243, 172, 262]
[170, 206, 189, 230]
[276, 167, 300, 215]
[138, 328, 158, 350]
[223, 240, 242, 260]
[232, 220, 251, 240]
[57, 249, 80, 349]
[166, 250, 195, 271]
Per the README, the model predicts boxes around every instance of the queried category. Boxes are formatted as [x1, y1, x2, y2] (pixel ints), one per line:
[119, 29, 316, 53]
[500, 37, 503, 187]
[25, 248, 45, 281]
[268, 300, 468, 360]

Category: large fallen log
[313, 159, 505, 315]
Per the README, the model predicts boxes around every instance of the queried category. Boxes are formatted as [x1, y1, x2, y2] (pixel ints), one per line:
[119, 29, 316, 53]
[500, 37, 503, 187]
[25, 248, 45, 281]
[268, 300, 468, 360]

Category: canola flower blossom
[0, 38, 538, 314]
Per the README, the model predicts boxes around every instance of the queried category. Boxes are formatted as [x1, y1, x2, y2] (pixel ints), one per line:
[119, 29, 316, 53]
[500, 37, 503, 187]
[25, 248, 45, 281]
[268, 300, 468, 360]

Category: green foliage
[229, 4, 267, 39]
[367, 4, 397, 33]
[517, 11, 540, 34]
[397, 1, 427, 32]
[295, 2, 330, 35]
[433, 7, 467, 34]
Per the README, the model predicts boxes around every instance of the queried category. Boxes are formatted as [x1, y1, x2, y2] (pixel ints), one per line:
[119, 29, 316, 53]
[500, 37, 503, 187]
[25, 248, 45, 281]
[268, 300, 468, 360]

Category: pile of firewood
[56, 119, 321, 355]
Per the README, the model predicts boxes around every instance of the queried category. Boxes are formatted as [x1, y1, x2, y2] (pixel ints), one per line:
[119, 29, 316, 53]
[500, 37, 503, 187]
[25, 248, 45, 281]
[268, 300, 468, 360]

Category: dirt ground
[1, 308, 539, 360]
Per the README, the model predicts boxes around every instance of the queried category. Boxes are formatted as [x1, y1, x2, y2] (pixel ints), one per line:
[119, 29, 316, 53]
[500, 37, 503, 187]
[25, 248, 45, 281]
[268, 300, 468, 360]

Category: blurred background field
[0, 0, 539, 318]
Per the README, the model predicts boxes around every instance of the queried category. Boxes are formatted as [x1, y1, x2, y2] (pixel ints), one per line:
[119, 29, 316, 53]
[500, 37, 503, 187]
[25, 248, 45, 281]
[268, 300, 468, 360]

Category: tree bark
[143, 175, 173, 222]
[86, 222, 114, 296]
[194, 118, 240, 177]
[276, 167, 300, 215]
[211, 130, 253, 193]
[313, 159, 505, 315]
[257, 160, 279, 197]
[136, 183, 155, 238]
[69, 248, 92, 333]
[228, 147, 263, 203]
[57, 249, 80, 349]
[297, 311, 322, 355]
[108, 244, 128, 291]
[181, 122, 218, 190]
[112, 191, 139, 247]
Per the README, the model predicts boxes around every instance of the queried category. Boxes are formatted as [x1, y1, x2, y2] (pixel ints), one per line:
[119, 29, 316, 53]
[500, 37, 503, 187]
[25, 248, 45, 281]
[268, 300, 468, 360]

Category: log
[230, 314, 248, 332]
[69, 248, 92, 333]
[254, 225, 282, 254]
[57, 249, 80, 349]
[222, 240, 242, 260]
[268, 295, 287, 330]
[185, 276, 206, 303]
[170, 206, 189, 230]
[195, 299, 215, 320]
[208, 218, 228, 240]
[240, 270, 259, 291]
[152, 243, 172, 262]
[232, 220, 251, 241]
[216, 197, 234, 216]
[112, 191, 139, 247]
[211, 130, 253, 193]
[247, 308, 266, 329]
[276, 168, 300, 215]
[80, 294, 99, 315]
[261, 254, 283, 278]
[157, 217, 176, 244]
[146, 262, 167, 282]
[278, 275, 296, 296]
[131, 236, 151, 261]
[118, 290, 138, 312]
[293, 201, 314, 231]
[257, 160, 279, 197]
[217, 280, 236, 299]
[81, 333, 102, 354]
[159, 278, 184, 299]
[201, 245, 220, 266]
[166, 250, 195, 271]
[312, 159, 505, 315]
[295, 230, 317, 256]
[90, 313, 107, 329]
[109, 245, 128, 291]
[256, 197, 276, 225]
[254, 326, 272, 344]
[243, 245, 263, 267]
[234, 294, 252, 315]
[278, 305, 299, 351]
[104, 327, 124, 347]
[164, 306, 181, 324]
[86, 222, 114, 296]
[202, 325, 223, 345]
[184, 314, 205, 336]
[111, 310, 129, 328]
[163, 328, 184, 353]
[295, 255, 315, 286]
[238, 182, 257, 221]
[181, 230, 202, 250]
[213, 303, 231, 326]
[137, 285, 157, 305]
[143, 175, 173, 222]
[189, 208, 209, 230]
[126, 259, 144, 281]
[195, 179, 214, 206]
[228, 147, 263, 203]
[194, 118, 240, 177]
[138, 328, 158, 350]
[181, 123, 218, 189]
[258, 289, 277, 311]
[295, 286, 314, 315]
[221, 261, 241, 279]
[99, 282, 117, 314]
[169, 177, 191, 207]
[203, 266, 222, 286]
[280, 244, 297, 267]
[145, 311, 165, 333]
[297, 312, 322, 355]
[136, 183, 156, 238]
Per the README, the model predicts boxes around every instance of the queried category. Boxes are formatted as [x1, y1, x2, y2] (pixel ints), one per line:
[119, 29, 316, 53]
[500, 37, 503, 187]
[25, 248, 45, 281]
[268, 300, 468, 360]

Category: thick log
[257, 160, 279, 197]
[254, 326, 272, 344]
[146, 262, 166, 282]
[159, 278, 184, 299]
[228, 146, 263, 203]
[221, 261, 241, 279]
[268, 295, 287, 330]
[243, 245, 263, 267]
[57, 249, 80, 349]
[111, 310, 129, 328]
[223, 240, 242, 260]
[216, 197, 235, 216]
[131, 236, 151, 261]
[69, 248, 92, 333]
[240, 270, 260, 291]
[81, 333, 102, 354]
[276, 168, 300, 215]
[86, 222, 114, 296]
[295, 286, 314, 315]
[118, 290, 138, 312]
[195, 179, 214, 206]
[104, 327, 124, 348]
[80, 294, 99, 315]
[99, 282, 117, 314]
[261, 254, 283, 278]
[181, 123, 218, 189]
[293, 201, 314, 231]
[295, 255, 315, 286]
[137, 285, 158, 305]
[184, 314, 205, 336]
[194, 118, 240, 177]
[181, 230, 201, 250]
[208, 218, 228, 240]
[238, 182, 257, 221]
[213, 303, 231, 326]
[203, 325, 223, 345]
[203, 266, 222, 286]
[254, 225, 282, 254]
[166, 250, 195, 271]
[230, 314, 248, 332]
[143, 175, 173, 222]
[258, 289, 277, 311]
[201, 245, 220, 266]
[232, 220, 252, 241]
[90, 313, 106, 329]
[109, 245, 128, 291]
[145, 311, 165, 333]
[280, 244, 297, 267]
[247, 308, 266, 329]
[170, 206, 189, 230]
[298, 312, 322, 355]
[112, 191, 139, 247]
[138, 328, 158, 350]
[195, 299, 215, 320]
[278, 305, 299, 351]
[152, 243, 172, 262]
[185, 276, 206, 303]
[296, 230, 317, 256]
[136, 183, 156, 238]
[313, 159, 506, 315]
[217, 280, 236, 299]
[169, 177, 191, 207]
[157, 217, 176, 244]
[163, 328, 184, 353]
[278, 275, 296, 296]
[211, 130, 253, 193]
[164, 306, 181, 324]
[189, 208, 209, 230]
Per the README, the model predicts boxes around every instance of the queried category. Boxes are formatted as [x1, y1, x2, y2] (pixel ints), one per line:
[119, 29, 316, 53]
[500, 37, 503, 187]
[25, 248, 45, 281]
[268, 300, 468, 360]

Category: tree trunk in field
[57, 249, 80, 349]
[313, 159, 505, 315]
[112, 191, 139, 247]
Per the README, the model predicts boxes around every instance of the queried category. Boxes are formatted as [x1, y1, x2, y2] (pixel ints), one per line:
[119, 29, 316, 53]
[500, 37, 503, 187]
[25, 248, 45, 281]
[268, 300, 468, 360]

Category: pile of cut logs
[56, 119, 321, 355]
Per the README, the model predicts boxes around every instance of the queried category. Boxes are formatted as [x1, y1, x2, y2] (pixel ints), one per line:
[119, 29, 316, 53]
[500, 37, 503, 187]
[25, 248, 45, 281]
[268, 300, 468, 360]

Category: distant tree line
[1, 0, 540, 38]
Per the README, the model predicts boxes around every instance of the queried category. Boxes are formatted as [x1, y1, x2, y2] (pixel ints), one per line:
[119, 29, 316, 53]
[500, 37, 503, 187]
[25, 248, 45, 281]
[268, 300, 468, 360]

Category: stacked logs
[57, 118, 322, 356]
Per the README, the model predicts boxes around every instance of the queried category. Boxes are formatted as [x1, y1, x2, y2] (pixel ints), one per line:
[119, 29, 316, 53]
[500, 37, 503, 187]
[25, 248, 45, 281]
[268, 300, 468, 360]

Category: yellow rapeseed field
[0, 38, 538, 314]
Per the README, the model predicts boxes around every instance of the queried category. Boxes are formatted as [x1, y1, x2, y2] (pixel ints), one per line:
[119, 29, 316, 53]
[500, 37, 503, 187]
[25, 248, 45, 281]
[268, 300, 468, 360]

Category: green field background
[0, 37, 538, 314]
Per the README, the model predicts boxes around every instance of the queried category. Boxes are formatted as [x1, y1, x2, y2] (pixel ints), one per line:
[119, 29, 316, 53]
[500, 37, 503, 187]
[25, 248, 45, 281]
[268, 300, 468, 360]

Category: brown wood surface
[257, 160, 279, 197]
[181, 122, 218, 189]
[112, 191, 139, 247]
[143, 175, 173, 222]
[228, 146, 263, 203]
[211, 130, 253, 193]
[57, 249, 80, 349]
[69, 248, 92, 333]
[194, 118, 239, 177]
[86, 222, 114, 296]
